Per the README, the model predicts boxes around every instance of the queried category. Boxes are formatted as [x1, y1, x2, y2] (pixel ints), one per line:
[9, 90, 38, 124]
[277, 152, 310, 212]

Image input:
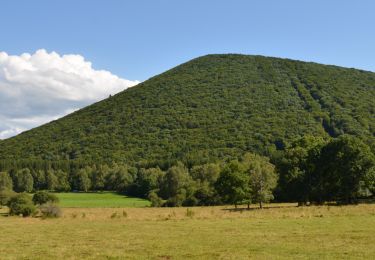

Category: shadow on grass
[222, 204, 298, 212]
[223, 199, 375, 212]
[326, 199, 375, 206]
[354, 198, 375, 204]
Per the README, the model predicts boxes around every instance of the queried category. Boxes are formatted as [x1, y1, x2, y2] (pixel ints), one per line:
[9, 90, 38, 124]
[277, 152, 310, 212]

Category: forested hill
[0, 54, 374, 167]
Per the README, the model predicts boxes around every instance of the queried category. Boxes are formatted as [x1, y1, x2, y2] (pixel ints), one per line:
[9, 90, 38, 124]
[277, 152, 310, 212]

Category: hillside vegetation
[0, 54, 374, 206]
[0, 54, 374, 167]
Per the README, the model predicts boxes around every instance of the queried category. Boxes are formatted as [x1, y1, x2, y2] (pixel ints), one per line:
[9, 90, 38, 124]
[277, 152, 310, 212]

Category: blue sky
[0, 0, 374, 138]
[2, 0, 375, 81]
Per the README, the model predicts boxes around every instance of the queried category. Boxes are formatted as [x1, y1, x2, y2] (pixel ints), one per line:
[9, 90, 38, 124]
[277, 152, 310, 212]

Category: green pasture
[55, 192, 150, 208]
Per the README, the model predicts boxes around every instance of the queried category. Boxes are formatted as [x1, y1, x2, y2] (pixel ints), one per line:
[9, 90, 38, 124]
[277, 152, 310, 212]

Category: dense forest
[0, 54, 374, 165]
[0, 54, 374, 205]
[0, 135, 374, 207]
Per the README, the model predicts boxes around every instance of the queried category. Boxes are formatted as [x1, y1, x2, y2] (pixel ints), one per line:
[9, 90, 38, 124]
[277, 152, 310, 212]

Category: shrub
[110, 212, 119, 219]
[148, 190, 163, 207]
[7, 193, 36, 217]
[0, 188, 16, 208]
[39, 203, 62, 218]
[32, 191, 59, 205]
[186, 208, 195, 218]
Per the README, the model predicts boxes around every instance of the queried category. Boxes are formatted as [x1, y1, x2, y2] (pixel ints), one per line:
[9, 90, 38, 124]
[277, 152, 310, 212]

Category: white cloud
[0, 49, 140, 139]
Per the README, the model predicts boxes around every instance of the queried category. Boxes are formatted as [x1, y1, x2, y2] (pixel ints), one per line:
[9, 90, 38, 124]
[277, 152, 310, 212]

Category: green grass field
[1, 203, 375, 259]
[54, 192, 151, 208]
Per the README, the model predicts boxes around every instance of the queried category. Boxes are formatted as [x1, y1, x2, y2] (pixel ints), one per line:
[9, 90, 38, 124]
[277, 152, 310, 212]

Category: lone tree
[244, 153, 278, 209]
[32, 191, 59, 205]
[215, 161, 250, 208]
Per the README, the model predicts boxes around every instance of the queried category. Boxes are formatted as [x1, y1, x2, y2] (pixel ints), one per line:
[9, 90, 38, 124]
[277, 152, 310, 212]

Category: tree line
[276, 135, 375, 204]
[1, 135, 374, 207]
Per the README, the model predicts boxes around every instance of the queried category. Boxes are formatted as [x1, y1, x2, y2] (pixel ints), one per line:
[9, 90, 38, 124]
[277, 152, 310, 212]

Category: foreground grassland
[55, 192, 151, 208]
[1, 204, 375, 259]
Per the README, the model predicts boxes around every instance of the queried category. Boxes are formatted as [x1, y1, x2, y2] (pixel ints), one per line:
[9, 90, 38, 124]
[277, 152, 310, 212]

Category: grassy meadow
[54, 192, 151, 208]
[1, 202, 375, 259]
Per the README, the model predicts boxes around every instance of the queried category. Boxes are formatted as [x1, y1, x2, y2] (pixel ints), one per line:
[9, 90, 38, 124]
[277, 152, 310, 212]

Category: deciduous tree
[215, 161, 250, 208]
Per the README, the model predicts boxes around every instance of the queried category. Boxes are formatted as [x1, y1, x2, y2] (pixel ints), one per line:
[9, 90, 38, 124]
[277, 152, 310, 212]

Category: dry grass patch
[1, 204, 374, 259]
[59, 203, 374, 221]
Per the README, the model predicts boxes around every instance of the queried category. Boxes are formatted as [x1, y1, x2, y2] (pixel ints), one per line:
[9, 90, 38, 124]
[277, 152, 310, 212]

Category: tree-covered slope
[0, 54, 374, 166]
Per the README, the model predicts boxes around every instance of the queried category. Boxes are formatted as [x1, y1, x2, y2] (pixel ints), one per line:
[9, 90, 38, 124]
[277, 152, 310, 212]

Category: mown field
[1, 202, 375, 259]
[54, 192, 151, 208]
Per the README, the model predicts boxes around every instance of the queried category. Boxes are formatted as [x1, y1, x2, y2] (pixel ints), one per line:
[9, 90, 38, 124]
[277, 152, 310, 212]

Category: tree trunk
[259, 200, 263, 209]
[247, 202, 250, 210]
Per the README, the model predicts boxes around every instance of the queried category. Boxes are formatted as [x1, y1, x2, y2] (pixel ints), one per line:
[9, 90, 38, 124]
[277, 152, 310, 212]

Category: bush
[110, 212, 119, 219]
[7, 193, 36, 217]
[32, 191, 59, 205]
[186, 208, 195, 218]
[148, 190, 163, 207]
[0, 188, 15, 208]
[39, 203, 62, 218]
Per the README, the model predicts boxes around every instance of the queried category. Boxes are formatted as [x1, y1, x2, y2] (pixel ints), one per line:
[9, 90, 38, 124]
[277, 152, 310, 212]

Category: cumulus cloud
[0, 49, 139, 139]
